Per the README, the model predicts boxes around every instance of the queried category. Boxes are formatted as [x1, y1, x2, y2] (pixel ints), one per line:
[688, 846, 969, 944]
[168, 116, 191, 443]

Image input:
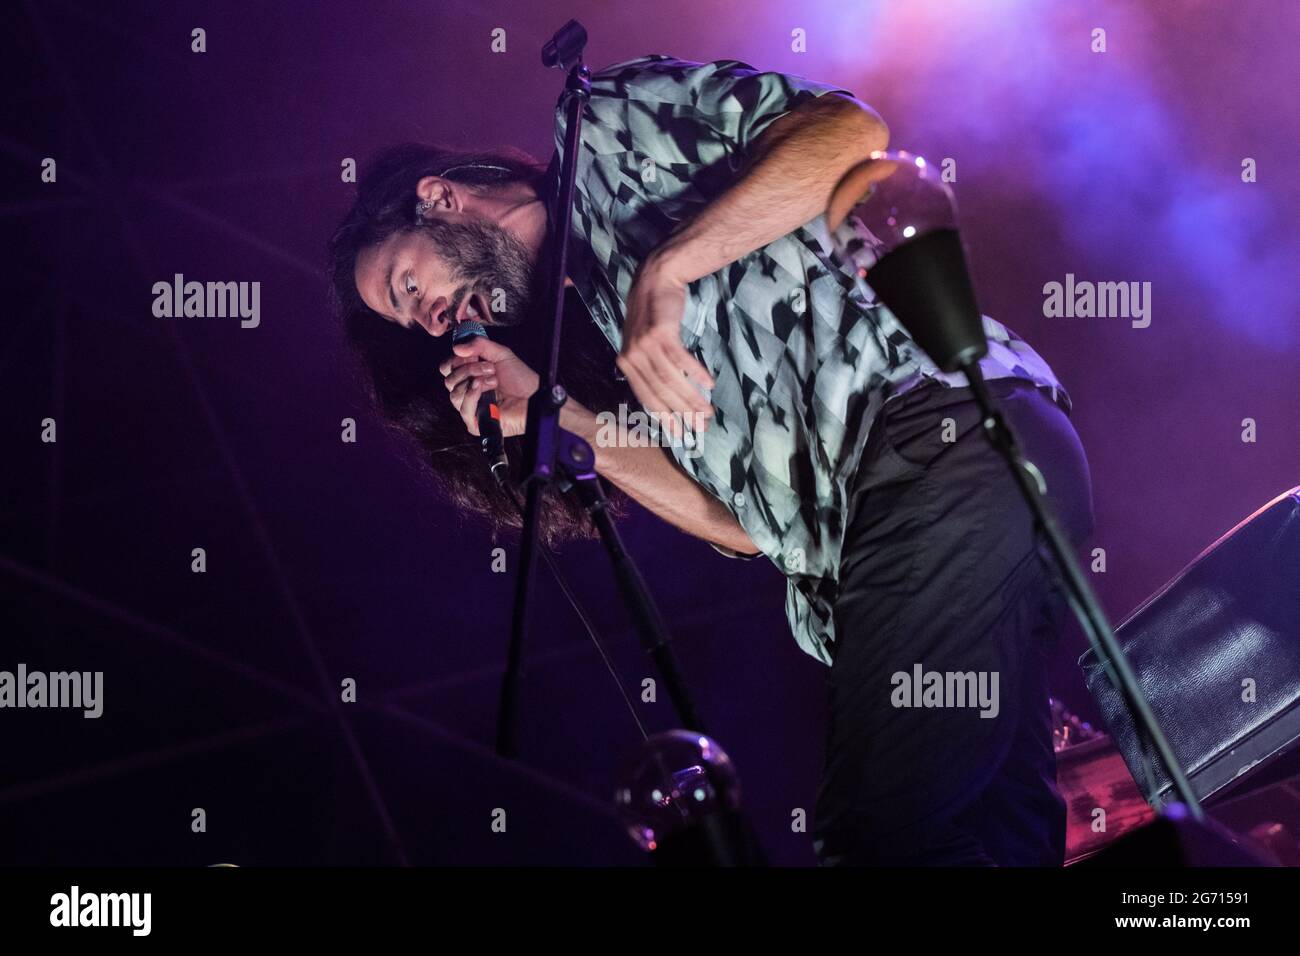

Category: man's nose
[424, 298, 453, 336]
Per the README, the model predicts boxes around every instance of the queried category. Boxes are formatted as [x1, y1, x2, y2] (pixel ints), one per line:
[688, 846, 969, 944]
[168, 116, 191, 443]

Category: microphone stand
[960, 361, 1204, 818]
[855, 224, 1203, 819]
[497, 20, 756, 865]
[493, 25, 589, 760]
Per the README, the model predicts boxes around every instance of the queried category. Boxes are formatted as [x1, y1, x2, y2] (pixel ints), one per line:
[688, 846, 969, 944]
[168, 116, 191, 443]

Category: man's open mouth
[453, 291, 490, 326]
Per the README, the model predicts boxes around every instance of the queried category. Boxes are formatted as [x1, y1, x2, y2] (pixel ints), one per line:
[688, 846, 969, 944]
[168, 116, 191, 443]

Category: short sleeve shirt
[543, 55, 1069, 665]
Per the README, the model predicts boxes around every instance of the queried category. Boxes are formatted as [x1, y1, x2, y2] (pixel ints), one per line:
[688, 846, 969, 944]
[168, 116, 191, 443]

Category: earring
[415, 199, 436, 218]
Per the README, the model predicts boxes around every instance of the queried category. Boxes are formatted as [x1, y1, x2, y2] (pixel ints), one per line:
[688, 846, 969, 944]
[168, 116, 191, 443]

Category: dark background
[2, 0, 1297, 865]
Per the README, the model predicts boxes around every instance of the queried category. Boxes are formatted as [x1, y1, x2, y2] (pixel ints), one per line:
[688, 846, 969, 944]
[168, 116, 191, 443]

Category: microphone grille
[451, 319, 487, 343]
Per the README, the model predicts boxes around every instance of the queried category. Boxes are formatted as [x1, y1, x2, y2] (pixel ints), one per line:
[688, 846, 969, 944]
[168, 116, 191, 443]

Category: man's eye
[405, 275, 417, 295]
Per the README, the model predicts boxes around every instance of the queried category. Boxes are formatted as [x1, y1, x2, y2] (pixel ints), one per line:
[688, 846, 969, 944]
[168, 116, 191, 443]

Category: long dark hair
[327, 143, 632, 546]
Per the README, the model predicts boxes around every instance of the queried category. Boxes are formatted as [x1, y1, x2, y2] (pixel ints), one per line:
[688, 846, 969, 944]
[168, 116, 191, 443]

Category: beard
[413, 217, 539, 328]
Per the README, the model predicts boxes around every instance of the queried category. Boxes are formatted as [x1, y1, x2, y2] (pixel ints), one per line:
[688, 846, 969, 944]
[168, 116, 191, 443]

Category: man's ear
[415, 175, 460, 212]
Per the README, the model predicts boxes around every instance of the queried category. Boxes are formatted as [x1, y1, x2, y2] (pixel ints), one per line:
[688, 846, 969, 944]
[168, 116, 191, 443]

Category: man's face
[355, 218, 537, 337]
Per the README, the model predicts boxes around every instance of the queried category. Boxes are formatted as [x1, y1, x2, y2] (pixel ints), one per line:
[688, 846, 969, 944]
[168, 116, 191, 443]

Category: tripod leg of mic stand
[567, 471, 708, 735]
[558, 433, 764, 864]
[496, 476, 544, 759]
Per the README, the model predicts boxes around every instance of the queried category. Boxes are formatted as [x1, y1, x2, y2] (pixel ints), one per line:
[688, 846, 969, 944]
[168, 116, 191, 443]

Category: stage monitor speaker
[1082, 487, 1300, 804]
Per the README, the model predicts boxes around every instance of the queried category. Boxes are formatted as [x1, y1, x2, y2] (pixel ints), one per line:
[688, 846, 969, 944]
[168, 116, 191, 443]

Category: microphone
[826, 154, 988, 373]
[451, 319, 510, 485]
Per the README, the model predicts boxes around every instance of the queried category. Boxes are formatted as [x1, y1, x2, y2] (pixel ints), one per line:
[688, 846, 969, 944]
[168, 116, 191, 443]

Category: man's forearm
[558, 398, 759, 555]
[647, 93, 888, 285]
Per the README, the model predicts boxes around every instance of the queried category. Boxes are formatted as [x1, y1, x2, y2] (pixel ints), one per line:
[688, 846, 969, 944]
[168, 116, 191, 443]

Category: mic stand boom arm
[959, 360, 1203, 819]
[854, 217, 1202, 818]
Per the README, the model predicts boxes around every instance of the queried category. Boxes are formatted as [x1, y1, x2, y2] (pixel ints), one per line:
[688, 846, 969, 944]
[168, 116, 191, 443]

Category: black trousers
[812, 377, 1094, 866]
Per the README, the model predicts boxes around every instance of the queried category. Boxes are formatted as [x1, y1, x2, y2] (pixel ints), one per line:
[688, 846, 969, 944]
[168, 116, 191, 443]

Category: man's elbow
[826, 92, 890, 155]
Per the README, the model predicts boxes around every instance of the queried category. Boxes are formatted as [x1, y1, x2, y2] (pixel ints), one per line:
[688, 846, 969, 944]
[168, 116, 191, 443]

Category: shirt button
[732, 492, 746, 508]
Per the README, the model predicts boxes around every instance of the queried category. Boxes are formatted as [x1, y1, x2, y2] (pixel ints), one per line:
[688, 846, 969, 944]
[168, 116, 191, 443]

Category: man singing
[328, 55, 1094, 865]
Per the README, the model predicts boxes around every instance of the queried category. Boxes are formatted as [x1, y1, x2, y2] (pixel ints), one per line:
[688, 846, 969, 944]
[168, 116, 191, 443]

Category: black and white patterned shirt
[540, 55, 1068, 665]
